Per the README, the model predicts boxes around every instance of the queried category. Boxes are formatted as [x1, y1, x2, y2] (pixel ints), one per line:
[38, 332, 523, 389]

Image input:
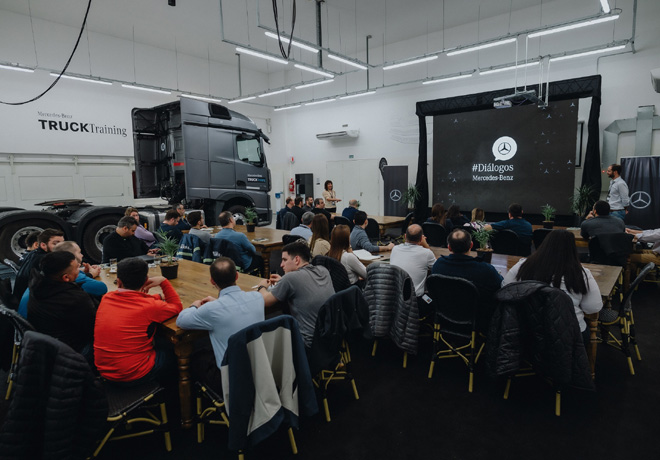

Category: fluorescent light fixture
[294, 64, 334, 78]
[327, 54, 368, 70]
[339, 91, 376, 100]
[181, 94, 223, 104]
[235, 47, 288, 65]
[274, 104, 302, 111]
[122, 84, 171, 94]
[528, 14, 619, 38]
[228, 96, 256, 104]
[258, 88, 291, 98]
[446, 38, 516, 56]
[305, 98, 336, 106]
[600, 0, 611, 14]
[383, 55, 438, 70]
[0, 64, 34, 73]
[550, 44, 626, 62]
[479, 61, 539, 75]
[264, 32, 319, 54]
[295, 79, 334, 89]
[50, 72, 111, 85]
[422, 73, 474, 85]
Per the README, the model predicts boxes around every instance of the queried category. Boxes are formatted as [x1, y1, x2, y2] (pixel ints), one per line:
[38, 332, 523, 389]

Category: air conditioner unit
[316, 129, 359, 140]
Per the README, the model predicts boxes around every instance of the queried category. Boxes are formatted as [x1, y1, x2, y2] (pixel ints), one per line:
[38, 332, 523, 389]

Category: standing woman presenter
[322, 180, 341, 213]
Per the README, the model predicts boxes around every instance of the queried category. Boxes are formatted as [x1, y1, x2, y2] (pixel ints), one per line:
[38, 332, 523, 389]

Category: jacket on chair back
[486, 281, 594, 391]
[362, 264, 420, 355]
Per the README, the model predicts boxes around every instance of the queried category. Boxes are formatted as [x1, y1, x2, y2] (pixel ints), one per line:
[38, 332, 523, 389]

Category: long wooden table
[358, 246, 621, 379]
[331, 214, 406, 236]
[98, 259, 267, 429]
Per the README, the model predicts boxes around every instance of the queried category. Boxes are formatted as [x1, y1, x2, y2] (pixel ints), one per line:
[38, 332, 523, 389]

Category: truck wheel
[0, 220, 60, 263]
[227, 205, 247, 225]
[82, 216, 119, 263]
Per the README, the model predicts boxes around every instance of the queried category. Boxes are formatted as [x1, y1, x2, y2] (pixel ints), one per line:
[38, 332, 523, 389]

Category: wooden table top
[98, 259, 266, 335]
[209, 225, 289, 249]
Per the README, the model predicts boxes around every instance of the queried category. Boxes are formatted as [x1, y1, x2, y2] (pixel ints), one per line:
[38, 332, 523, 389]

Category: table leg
[174, 339, 194, 429]
[261, 250, 272, 278]
[588, 316, 598, 380]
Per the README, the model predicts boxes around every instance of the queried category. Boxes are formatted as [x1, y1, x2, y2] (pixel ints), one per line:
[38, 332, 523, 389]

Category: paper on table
[353, 249, 382, 260]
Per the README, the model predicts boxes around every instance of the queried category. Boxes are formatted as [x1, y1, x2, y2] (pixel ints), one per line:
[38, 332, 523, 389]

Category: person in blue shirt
[290, 212, 314, 240]
[341, 199, 360, 222]
[484, 203, 533, 241]
[174, 203, 192, 231]
[19, 241, 107, 318]
[214, 211, 263, 274]
[350, 211, 394, 253]
[158, 210, 184, 243]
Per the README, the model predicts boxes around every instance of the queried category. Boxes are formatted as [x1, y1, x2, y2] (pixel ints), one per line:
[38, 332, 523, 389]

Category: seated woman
[309, 213, 331, 257]
[328, 225, 367, 286]
[502, 230, 602, 344]
[426, 203, 453, 232]
[465, 207, 486, 230]
[125, 207, 156, 247]
[447, 204, 469, 228]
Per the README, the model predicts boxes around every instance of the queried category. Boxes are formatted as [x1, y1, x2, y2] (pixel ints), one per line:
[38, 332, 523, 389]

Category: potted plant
[472, 227, 495, 263]
[402, 184, 421, 212]
[155, 230, 179, 279]
[570, 184, 597, 226]
[244, 207, 258, 232]
[541, 204, 557, 229]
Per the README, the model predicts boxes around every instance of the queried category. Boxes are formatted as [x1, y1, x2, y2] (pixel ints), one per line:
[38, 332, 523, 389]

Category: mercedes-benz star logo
[498, 142, 511, 154]
[630, 191, 651, 209]
[492, 136, 517, 161]
[390, 189, 402, 202]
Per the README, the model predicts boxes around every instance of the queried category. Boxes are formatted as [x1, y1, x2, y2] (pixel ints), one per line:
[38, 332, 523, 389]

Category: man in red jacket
[94, 257, 182, 385]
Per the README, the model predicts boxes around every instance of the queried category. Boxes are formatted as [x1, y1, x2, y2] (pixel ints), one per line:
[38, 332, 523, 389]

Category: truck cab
[132, 98, 272, 226]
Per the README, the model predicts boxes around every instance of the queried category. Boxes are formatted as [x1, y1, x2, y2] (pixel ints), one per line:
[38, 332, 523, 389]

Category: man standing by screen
[606, 164, 629, 221]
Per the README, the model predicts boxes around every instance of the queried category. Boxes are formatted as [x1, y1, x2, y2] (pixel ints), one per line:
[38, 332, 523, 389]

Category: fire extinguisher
[289, 178, 295, 194]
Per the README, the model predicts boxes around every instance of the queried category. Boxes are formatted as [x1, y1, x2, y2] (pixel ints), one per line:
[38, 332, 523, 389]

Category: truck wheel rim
[232, 212, 246, 225]
[10, 225, 45, 259]
[95, 225, 117, 251]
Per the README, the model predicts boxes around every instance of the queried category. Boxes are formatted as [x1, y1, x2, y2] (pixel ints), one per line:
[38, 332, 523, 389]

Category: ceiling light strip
[228, 96, 256, 104]
[264, 32, 319, 54]
[50, 73, 112, 85]
[294, 64, 334, 78]
[235, 47, 288, 65]
[295, 79, 334, 89]
[327, 54, 368, 70]
[339, 91, 376, 100]
[121, 84, 171, 94]
[480, 61, 539, 76]
[0, 63, 34, 73]
[422, 73, 474, 85]
[181, 94, 223, 103]
[383, 55, 438, 71]
[599, 0, 611, 14]
[528, 14, 619, 38]
[446, 38, 517, 56]
[549, 44, 626, 62]
[259, 88, 292, 98]
[274, 104, 302, 111]
[305, 98, 336, 106]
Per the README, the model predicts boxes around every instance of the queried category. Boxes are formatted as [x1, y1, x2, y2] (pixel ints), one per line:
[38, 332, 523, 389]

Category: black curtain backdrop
[621, 157, 660, 229]
[415, 75, 602, 221]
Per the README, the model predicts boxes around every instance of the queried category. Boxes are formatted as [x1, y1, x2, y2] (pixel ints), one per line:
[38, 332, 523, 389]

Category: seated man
[176, 257, 264, 386]
[18, 231, 41, 263]
[350, 211, 394, 253]
[290, 196, 305, 222]
[94, 257, 182, 384]
[19, 241, 107, 318]
[175, 203, 192, 231]
[626, 227, 660, 270]
[302, 196, 314, 213]
[290, 212, 314, 240]
[580, 200, 626, 239]
[277, 197, 295, 229]
[257, 241, 334, 347]
[484, 203, 532, 248]
[159, 210, 184, 243]
[311, 198, 334, 229]
[390, 224, 436, 297]
[432, 228, 504, 330]
[188, 211, 211, 246]
[14, 228, 65, 301]
[102, 216, 157, 263]
[341, 199, 360, 222]
[27, 251, 97, 360]
[126, 207, 156, 247]
[214, 211, 263, 273]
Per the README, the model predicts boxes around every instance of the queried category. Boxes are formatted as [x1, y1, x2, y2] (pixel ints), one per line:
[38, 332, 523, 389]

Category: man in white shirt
[290, 212, 314, 240]
[390, 224, 436, 296]
[626, 227, 660, 270]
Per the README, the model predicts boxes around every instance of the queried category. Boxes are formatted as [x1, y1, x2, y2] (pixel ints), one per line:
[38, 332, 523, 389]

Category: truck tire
[0, 219, 62, 263]
[81, 215, 118, 263]
[227, 205, 247, 225]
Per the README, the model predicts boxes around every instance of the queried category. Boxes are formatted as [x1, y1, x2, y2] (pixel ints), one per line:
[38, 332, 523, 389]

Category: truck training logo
[471, 135, 517, 182]
[37, 111, 127, 137]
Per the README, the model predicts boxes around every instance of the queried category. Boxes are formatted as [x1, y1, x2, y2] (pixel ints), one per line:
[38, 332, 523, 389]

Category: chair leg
[428, 360, 435, 379]
[555, 390, 561, 416]
[287, 427, 298, 455]
[238, 451, 245, 460]
[618, 319, 635, 375]
[628, 311, 641, 361]
[160, 402, 172, 452]
[92, 427, 116, 458]
[351, 378, 359, 400]
[402, 352, 408, 369]
[323, 398, 331, 422]
[196, 396, 204, 443]
[503, 378, 512, 400]
[371, 340, 378, 356]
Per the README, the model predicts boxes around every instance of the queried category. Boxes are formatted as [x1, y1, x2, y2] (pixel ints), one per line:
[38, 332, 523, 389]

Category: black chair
[194, 381, 229, 444]
[532, 228, 552, 250]
[491, 229, 524, 256]
[588, 232, 634, 301]
[425, 275, 483, 392]
[202, 238, 251, 273]
[365, 218, 380, 241]
[422, 222, 448, 247]
[333, 215, 353, 230]
[281, 212, 299, 231]
[2, 259, 20, 274]
[401, 212, 414, 235]
[598, 262, 655, 376]
[282, 234, 307, 245]
[0, 305, 35, 400]
[311, 255, 351, 293]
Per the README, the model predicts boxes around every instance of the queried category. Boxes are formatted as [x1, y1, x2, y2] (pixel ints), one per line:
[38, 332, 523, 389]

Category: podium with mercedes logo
[383, 165, 408, 217]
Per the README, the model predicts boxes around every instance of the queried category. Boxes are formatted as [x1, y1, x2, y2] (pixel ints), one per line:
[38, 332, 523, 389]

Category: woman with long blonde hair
[309, 214, 330, 257]
[328, 225, 367, 285]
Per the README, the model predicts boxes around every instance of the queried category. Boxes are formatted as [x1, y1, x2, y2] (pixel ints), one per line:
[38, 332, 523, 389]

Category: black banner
[621, 157, 660, 229]
[383, 166, 408, 217]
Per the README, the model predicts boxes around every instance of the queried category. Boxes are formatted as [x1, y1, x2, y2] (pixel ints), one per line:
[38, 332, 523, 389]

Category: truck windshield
[236, 137, 263, 166]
